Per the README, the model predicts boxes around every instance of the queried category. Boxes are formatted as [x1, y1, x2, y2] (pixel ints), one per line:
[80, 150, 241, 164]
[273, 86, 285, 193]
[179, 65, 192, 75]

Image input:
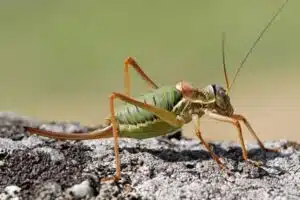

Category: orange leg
[100, 94, 121, 182]
[101, 92, 185, 182]
[24, 125, 113, 140]
[204, 110, 249, 161]
[124, 57, 159, 96]
[193, 115, 225, 169]
[232, 114, 279, 153]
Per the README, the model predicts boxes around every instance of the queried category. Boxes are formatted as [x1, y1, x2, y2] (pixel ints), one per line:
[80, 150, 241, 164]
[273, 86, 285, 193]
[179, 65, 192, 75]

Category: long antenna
[222, 32, 230, 92]
[228, 0, 289, 91]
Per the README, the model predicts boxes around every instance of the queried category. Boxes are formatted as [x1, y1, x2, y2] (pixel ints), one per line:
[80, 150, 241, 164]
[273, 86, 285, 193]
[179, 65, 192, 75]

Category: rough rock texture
[0, 112, 299, 200]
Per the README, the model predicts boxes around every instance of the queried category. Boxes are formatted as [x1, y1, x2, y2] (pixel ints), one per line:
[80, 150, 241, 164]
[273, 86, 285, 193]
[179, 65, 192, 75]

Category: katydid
[24, 0, 289, 182]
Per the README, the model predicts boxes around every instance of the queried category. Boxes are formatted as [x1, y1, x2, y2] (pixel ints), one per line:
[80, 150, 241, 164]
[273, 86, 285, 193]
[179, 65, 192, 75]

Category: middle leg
[192, 114, 225, 169]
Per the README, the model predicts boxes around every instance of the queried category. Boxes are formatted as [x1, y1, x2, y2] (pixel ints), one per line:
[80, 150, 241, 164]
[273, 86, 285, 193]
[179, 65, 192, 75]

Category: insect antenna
[222, 32, 230, 92]
[228, 0, 289, 92]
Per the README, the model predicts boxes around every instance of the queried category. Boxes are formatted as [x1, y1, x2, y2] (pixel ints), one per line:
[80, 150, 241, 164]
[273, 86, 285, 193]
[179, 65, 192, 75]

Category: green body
[115, 86, 184, 139]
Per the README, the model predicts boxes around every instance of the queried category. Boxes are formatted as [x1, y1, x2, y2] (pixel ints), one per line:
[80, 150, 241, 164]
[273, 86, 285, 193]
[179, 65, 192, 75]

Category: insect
[24, 0, 289, 182]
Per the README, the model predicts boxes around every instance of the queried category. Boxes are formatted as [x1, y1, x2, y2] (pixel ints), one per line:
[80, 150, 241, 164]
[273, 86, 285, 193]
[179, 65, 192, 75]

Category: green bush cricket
[24, 0, 289, 182]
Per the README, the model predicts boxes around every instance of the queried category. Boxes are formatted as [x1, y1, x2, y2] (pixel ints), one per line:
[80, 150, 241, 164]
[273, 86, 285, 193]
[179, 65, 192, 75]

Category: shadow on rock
[0, 142, 100, 198]
[124, 142, 285, 163]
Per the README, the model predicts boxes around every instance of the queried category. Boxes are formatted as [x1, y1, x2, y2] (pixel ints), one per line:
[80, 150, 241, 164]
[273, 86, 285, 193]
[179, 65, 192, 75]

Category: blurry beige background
[0, 0, 299, 142]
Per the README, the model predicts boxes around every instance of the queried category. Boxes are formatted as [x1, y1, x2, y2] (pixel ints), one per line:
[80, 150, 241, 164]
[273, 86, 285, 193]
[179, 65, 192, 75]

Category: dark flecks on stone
[0, 112, 299, 200]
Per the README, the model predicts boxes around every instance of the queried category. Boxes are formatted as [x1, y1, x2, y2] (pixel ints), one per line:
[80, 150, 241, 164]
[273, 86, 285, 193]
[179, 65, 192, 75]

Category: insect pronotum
[24, 0, 289, 182]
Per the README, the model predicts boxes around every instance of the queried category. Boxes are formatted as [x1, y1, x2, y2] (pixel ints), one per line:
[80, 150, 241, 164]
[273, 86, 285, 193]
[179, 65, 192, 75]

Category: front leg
[204, 110, 249, 161]
[232, 114, 279, 153]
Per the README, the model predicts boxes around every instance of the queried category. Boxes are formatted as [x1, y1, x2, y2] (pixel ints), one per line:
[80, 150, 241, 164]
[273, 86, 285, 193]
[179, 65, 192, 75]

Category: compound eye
[218, 88, 226, 97]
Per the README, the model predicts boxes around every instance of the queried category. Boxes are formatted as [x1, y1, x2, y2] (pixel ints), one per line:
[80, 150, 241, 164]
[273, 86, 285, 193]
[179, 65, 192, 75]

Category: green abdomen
[115, 86, 183, 139]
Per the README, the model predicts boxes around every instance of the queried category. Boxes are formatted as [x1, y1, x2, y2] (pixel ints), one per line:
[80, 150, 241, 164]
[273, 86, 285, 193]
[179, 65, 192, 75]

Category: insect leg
[24, 125, 113, 140]
[204, 110, 249, 161]
[193, 115, 225, 169]
[111, 92, 185, 127]
[232, 114, 279, 152]
[101, 92, 185, 182]
[124, 57, 159, 96]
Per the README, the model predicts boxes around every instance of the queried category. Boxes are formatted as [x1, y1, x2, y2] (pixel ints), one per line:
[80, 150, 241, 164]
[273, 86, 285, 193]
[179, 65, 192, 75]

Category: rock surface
[0, 112, 299, 200]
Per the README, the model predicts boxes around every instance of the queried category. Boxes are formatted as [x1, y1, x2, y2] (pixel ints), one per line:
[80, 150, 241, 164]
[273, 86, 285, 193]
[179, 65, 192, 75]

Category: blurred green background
[0, 0, 299, 141]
